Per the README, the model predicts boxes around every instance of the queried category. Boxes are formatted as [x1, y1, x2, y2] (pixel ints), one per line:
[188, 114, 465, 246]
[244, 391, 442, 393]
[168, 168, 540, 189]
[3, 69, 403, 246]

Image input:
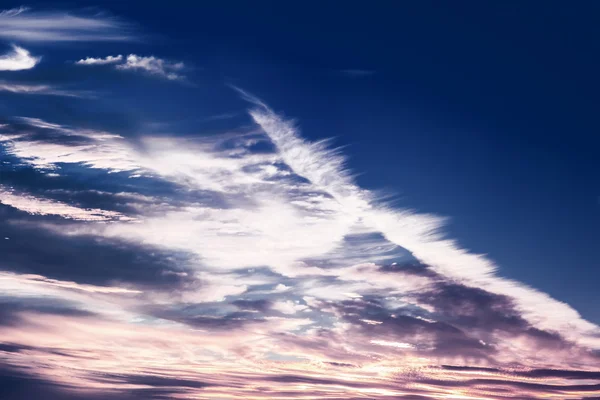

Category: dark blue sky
[57, 1, 598, 322]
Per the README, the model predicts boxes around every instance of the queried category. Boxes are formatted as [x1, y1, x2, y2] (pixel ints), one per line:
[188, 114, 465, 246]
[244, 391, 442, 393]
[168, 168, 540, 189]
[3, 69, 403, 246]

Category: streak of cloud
[0, 185, 133, 221]
[0, 81, 91, 97]
[0, 7, 134, 42]
[76, 55, 123, 65]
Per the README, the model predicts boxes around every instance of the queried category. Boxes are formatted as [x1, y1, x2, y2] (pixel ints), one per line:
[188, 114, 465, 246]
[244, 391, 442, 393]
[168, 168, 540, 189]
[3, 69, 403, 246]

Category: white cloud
[116, 54, 185, 80]
[0, 81, 88, 97]
[0, 45, 40, 71]
[92, 196, 355, 271]
[76, 55, 123, 65]
[15, 117, 121, 139]
[0, 7, 29, 17]
[0, 271, 141, 295]
[76, 53, 186, 80]
[369, 340, 414, 349]
[0, 7, 133, 42]
[271, 300, 308, 315]
[0, 271, 141, 322]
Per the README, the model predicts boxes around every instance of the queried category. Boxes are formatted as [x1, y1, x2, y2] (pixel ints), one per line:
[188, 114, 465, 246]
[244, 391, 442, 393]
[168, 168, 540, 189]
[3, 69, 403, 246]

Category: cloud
[0, 81, 90, 97]
[0, 7, 134, 42]
[0, 185, 133, 221]
[116, 54, 185, 80]
[0, 271, 140, 298]
[271, 300, 308, 315]
[0, 117, 139, 171]
[76, 55, 123, 65]
[245, 97, 600, 350]
[369, 339, 414, 349]
[0, 6, 29, 18]
[0, 45, 40, 71]
[76, 53, 186, 80]
[13, 117, 122, 140]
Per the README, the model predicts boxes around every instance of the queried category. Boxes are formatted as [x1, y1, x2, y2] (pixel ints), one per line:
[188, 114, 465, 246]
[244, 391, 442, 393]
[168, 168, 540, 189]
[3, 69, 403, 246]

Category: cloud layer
[1, 96, 599, 399]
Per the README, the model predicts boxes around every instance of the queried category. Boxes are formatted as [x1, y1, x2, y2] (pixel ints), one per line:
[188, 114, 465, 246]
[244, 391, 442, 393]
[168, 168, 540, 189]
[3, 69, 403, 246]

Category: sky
[0, 2, 599, 399]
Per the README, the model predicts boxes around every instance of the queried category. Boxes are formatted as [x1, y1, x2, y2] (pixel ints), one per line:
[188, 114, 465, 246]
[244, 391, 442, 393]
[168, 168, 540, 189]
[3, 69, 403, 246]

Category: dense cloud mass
[0, 5, 599, 400]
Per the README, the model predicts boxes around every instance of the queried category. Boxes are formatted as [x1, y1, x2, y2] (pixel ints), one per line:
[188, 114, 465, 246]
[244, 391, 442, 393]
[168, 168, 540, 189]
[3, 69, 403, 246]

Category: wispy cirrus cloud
[0, 6, 29, 17]
[246, 96, 600, 350]
[0, 45, 39, 71]
[0, 81, 91, 97]
[0, 7, 134, 42]
[77, 53, 186, 80]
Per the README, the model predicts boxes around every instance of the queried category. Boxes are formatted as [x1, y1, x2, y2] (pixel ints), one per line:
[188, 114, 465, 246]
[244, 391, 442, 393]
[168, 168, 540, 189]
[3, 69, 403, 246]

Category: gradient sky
[0, 2, 599, 399]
